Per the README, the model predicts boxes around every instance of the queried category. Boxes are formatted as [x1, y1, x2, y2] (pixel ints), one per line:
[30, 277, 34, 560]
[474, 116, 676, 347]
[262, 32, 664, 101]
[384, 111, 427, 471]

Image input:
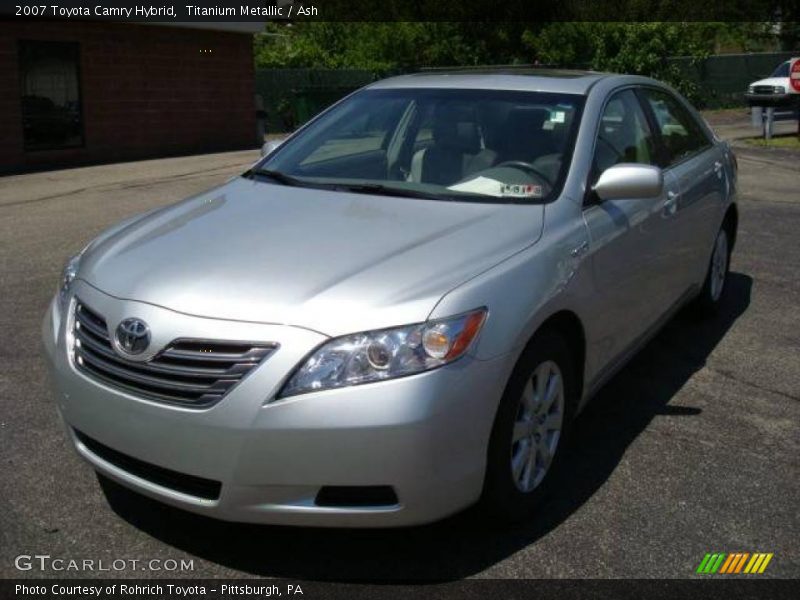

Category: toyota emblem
[114, 318, 151, 356]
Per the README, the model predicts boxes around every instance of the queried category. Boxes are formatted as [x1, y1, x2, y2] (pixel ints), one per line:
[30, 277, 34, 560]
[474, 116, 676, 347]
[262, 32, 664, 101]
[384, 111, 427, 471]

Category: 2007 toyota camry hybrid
[43, 70, 738, 527]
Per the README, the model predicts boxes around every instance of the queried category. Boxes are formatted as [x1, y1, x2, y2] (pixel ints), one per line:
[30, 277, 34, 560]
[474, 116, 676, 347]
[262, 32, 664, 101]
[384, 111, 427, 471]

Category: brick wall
[0, 21, 256, 172]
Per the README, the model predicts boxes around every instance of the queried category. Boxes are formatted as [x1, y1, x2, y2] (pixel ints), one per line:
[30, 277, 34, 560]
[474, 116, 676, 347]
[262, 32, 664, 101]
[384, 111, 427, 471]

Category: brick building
[0, 20, 261, 173]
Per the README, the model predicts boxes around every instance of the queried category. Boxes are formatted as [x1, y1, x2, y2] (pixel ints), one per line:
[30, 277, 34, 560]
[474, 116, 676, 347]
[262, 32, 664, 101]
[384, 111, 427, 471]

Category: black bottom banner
[2, 579, 796, 600]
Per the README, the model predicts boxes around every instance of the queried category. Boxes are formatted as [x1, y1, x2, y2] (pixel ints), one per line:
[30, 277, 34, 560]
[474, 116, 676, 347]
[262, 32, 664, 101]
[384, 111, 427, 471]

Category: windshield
[771, 62, 790, 78]
[256, 88, 585, 203]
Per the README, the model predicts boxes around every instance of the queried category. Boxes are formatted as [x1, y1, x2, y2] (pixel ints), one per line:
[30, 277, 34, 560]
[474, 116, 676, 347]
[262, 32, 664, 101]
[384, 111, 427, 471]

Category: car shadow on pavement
[99, 272, 752, 581]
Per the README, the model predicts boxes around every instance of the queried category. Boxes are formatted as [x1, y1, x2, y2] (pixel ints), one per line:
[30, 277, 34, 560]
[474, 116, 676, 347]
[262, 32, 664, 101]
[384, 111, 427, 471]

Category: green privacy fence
[255, 68, 390, 134]
[255, 52, 796, 132]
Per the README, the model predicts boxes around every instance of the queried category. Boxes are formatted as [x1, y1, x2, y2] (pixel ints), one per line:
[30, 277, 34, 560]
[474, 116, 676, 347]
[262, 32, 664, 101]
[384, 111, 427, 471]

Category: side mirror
[260, 137, 287, 157]
[593, 164, 663, 201]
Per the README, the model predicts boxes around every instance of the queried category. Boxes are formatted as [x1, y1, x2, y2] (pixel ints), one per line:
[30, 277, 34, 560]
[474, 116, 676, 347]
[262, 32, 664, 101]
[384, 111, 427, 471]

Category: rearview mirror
[260, 138, 287, 157]
[593, 164, 663, 201]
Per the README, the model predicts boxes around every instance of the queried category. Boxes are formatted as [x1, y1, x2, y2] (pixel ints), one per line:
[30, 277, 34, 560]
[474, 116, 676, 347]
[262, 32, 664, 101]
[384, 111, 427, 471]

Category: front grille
[753, 85, 778, 94]
[72, 301, 275, 408]
[74, 429, 222, 500]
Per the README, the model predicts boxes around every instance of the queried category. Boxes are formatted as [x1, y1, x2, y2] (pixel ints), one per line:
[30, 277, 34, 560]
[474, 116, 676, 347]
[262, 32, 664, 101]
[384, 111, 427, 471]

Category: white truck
[745, 58, 800, 107]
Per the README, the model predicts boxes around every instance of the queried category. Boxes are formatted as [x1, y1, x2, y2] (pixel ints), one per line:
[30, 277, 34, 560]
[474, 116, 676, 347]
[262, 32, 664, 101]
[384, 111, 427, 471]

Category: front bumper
[745, 92, 799, 107]
[42, 282, 510, 527]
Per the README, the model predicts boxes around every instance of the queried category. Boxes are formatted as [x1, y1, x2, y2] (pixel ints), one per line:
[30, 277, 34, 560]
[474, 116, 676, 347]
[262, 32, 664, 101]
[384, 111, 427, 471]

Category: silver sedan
[43, 70, 737, 527]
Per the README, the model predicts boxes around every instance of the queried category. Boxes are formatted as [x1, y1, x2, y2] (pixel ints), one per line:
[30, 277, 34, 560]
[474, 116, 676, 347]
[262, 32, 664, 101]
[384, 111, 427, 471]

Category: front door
[639, 87, 728, 293]
[582, 89, 680, 373]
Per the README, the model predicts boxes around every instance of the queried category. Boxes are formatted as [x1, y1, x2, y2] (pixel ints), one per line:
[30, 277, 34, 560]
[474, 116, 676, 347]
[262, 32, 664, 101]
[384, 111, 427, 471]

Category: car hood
[80, 177, 544, 336]
[749, 77, 789, 88]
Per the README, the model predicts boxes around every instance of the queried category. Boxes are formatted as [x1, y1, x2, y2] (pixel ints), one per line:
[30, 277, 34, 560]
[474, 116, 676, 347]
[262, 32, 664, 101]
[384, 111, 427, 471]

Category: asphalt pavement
[0, 121, 798, 580]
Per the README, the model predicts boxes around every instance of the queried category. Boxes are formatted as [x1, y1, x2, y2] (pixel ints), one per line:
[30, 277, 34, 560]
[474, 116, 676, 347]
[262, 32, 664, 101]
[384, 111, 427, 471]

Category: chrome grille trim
[753, 85, 778, 94]
[72, 301, 276, 408]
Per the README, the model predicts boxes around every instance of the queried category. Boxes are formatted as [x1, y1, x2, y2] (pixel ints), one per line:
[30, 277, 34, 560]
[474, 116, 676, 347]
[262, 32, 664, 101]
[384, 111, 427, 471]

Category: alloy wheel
[710, 230, 729, 302]
[510, 360, 565, 493]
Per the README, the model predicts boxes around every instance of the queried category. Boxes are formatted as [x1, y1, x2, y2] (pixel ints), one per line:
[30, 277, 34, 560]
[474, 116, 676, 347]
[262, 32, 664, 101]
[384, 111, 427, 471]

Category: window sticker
[501, 183, 543, 198]
[550, 110, 566, 123]
[447, 178, 543, 198]
[448, 176, 506, 196]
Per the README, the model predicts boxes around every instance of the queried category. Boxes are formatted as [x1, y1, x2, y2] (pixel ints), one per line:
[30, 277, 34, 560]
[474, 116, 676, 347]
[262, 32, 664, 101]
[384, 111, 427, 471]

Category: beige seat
[409, 113, 486, 185]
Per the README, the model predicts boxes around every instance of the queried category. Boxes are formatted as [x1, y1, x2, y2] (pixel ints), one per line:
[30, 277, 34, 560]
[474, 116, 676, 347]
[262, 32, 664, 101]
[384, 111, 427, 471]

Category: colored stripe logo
[696, 552, 774, 574]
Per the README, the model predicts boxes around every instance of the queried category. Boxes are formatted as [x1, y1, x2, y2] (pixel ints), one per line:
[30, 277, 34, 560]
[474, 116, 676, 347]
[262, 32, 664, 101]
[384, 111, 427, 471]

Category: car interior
[594, 93, 655, 177]
[405, 102, 570, 188]
[279, 93, 582, 199]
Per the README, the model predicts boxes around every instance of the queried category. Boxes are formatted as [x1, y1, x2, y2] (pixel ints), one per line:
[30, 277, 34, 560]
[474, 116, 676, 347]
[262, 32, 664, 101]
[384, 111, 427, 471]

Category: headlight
[748, 85, 755, 94]
[278, 308, 487, 398]
[773, 85, 786, 94]
[58, 253, 81, 311]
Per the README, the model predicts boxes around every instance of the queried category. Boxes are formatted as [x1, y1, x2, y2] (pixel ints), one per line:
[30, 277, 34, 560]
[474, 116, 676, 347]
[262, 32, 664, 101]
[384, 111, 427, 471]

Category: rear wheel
[481, 330, 577, 523]
[694, 225, 731, 315]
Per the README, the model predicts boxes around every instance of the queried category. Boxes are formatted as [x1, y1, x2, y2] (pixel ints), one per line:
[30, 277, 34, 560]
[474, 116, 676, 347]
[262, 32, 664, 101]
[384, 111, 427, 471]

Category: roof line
[419, 64, 540, 71]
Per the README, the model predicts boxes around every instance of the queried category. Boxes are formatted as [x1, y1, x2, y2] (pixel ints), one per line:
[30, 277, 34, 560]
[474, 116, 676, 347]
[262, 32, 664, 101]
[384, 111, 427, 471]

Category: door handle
[663, 191, 679, 216]
[570, 240, 589, 258]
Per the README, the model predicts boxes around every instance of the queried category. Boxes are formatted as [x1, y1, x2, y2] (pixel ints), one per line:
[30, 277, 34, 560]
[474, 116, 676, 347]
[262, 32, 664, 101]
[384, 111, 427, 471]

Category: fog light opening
[314, 485, 399, 507]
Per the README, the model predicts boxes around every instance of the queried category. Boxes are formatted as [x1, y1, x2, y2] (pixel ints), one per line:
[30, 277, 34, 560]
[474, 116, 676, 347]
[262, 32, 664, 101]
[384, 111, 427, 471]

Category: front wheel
[481, 330, 577, 523]
[693, 225, 731, 315]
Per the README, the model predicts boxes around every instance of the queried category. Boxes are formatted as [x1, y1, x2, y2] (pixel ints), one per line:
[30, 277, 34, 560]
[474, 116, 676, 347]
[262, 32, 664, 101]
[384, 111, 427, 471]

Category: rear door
[638, 87, 727, 293]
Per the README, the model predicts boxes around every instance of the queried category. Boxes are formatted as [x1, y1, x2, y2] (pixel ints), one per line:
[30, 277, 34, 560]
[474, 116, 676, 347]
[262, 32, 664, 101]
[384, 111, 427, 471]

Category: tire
[693, 223, 732, 316]
[481, 329, 578, 523]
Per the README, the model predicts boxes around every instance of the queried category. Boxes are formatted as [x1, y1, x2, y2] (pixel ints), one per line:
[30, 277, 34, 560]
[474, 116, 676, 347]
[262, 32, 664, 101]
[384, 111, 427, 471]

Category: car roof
[366, 69, 612, 95]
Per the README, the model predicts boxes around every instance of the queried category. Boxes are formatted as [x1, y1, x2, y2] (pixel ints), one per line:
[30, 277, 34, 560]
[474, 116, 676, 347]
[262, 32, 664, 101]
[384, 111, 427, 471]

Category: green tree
[253, 21, 791, 108]
[254, 23, 531, 71]
[522, 23, 726, 103]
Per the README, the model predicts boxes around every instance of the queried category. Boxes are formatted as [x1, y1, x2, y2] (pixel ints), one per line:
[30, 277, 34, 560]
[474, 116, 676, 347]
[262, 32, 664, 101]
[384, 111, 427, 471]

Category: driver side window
[592, 89, 657, 181]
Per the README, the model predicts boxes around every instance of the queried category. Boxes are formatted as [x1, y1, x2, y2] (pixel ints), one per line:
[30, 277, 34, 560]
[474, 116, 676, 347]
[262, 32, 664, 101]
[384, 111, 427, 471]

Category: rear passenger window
[641, 89, 710, 167]
[592, 90, 657, 180]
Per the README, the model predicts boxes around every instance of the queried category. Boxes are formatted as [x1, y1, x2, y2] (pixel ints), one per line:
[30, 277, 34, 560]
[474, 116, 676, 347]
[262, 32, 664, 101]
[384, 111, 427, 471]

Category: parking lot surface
[1, 124, 798, 580]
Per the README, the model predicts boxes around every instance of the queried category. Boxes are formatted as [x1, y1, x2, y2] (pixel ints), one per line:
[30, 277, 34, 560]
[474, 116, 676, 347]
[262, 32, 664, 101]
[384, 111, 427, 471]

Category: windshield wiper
[330, 182, 459, 201]
[245, 168, 307, 187]
[246, 172, 481, 202]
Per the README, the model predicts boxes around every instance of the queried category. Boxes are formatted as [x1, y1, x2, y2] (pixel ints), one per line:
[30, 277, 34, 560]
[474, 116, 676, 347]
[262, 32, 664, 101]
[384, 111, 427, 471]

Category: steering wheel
[495, 160, 553, 186]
